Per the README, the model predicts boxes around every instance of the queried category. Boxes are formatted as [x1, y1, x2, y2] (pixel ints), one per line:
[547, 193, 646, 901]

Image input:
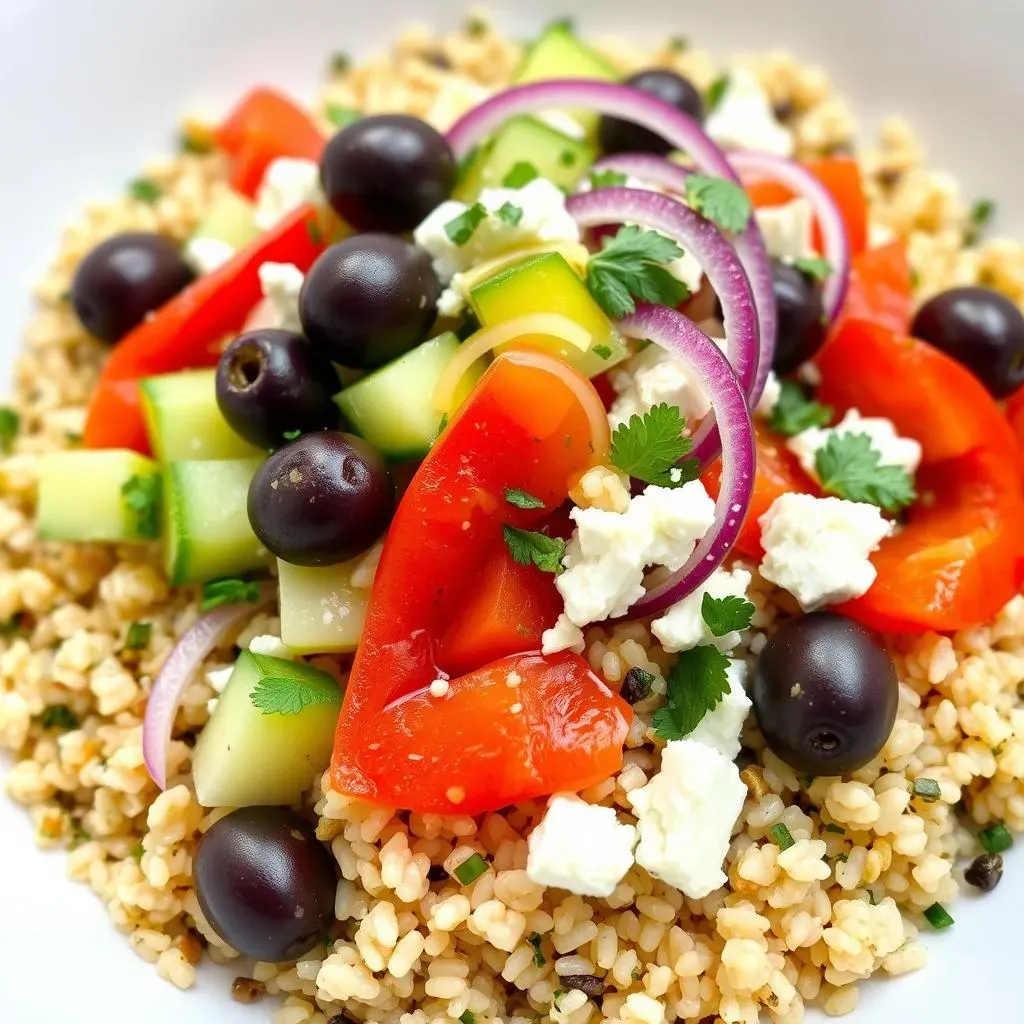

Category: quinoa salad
[5, 11, 1024, 1024]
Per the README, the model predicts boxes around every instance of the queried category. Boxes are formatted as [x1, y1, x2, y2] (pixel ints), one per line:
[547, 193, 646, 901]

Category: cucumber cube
[277, 558, 370, 654]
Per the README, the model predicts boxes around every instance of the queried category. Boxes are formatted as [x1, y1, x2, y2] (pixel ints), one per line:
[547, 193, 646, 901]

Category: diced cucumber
[188, 190, 258, 250]
[470, 251, 629, 377]
[140, 369, 262, 462]
[513, 23, 619, 132]
[37, 449, 160, 543]
[278, 557, 369, 654]
[164, 458, 270, 585]
[192, 650, 342, 808]
[456, 116, 594, 202]
[335, 333, 484, 459]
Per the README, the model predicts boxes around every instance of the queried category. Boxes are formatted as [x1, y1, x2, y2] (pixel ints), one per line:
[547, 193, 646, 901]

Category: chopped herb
[456, 146, 480, 187]
[38, 705, 79, 731]
[0, 407, 19, 451]
[121, 474, 161, 539]
[685, 175, 753, 234]
[200, 577, 261, 612]
[923, 902, 954, 931]
[589, 168, 628, 190]
[249, 658, 341, 716]
[978, 822, 1014, 855]
[459, 1013, 476, 1024]
[527, 931, 546, 967]
[592, 343, 613, 360]
[505, 487, 545, 510]
[552, 989, 564, 1009]
[909, 267, 921, 290]
[814, 432, 917, 512]
[305, 218, 324, 245]
[705, 74, 730, 113]
[701, 593, 755, 637]
[586, 224, 689, 319]
[325, 104, 360, 129]
[652, 645, 731, 741]
[464, 15, 488, 36]
[130, 841, 145, 861]
[610, 403, 696, 488]
[129, 178, 162, 203]
[444, 203, 488, 246]
[453, 852, 488, 885]
[502, 161, 540, 189]
[911, 778, 941, 802]
[824, 824, 845, 835]
[621, 667, 655, 705]
[178, 127, 213, 155]
[495, 201, 524, 226]
[559, 149, 577, 167]
[0, 614, 25, 637]
[502, 525, 566, 575]
[866, 889, 878, 905]
[68, 824, 91, 849]
[329, 51, 351, 74]
[668, 35, 689, 53]
[970, 198, 996, 233]
[769, 380, 833, 437]
[547, 16, 576, 33]
[282, 429, 302, 441]
[792, 255, 833, 282]
[65, 431, 83, 444]
[768, 822, 796, 851]
[124, 621, 152, 651]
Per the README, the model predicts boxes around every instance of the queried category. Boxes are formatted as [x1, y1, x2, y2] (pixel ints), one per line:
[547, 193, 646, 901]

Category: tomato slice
[833, 241, 913, 335]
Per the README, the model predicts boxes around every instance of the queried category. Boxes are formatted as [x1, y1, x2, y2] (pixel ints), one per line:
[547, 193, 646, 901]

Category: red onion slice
[616, 304, 755, 619]
[143, 583, 276, 788]
[567, 186, 756, 467]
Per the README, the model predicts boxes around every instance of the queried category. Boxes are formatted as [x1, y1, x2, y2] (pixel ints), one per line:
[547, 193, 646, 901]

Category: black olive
[599, 69, 704, 155]
[771, 260, 828, 374]
[964, 852, 1003, 892]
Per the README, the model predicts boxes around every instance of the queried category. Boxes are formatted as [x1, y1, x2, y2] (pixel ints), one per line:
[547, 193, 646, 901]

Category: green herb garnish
[329, 51, 351, 74]
[502, 525, 565, 575]
[979, 822, 1014, 855]
[502, 161, 540, 189]
[459, 1013, 476, 1024]
[505, 487, 545, 510]
[129, 178, 162, 203]
[592, 343, 613, 360]
[668, 35, 690, 53]
[923, 903, 954, 930]
[527, 931, 546, 967]
[121, 474, 161, 539]
[495, 201, 524, 226]
[38, 705, 80, 731]
[792, 255, 833, 282]
[249, 655, 340, 716]
[453, 852, 488, 885]
[444, 203, 488, 246]
[325, 104, 360, 129]
[200, 577, 261, 612]
[124, 621, 152, 651]
[971, 198, 995, 228]
[769, 380, 833, 437]
[589, 168, 628, 190]
[610, 403, 697, 488]
[685, 175, 753, 234]
[559, 150, 577, 168]
[814, 432, 916, 512]
[911, 778, 941, 802]
[652, 645, 731, 741]
[706, 74, 730, 112]
[701, 593, 755, 637]
[824, 824, 845, 835]
[282, 429, 302, 441]
[769, 823, 796, 851]
[305, 218, 324, 245]
[0, 408, 19, 452]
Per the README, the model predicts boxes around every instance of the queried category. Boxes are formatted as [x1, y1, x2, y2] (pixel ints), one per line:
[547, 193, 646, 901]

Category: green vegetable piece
[610, 403, 696, 488]
[814, 432, 917, 512]
[277, 557, 370, 655]
[652, 646, 731, 741]
[701, 593, 755, 637]
[124, 621, 152, 651]
[923, 903, 954, 930]
[911, 778, 941, 802]
[527, 931, 546, 967]
[589, 169, 628, 189]
[502, 160, 540, 189]
[444, 203, 488, 246]
[769, 822, 796, 851]
[39, 705, 80, 731]
[454, 852, 489, 885]
[705, 75, 730, 113]
[685, 175, 753, 234]
[769, 380, 833, 437]
[130, 178, 162, 203]
[505, 487, 545, 510]
[978, 822, 1014, 855]
[502, 525, 566, 575]
[200, 577, 261, 612]
[0, 407, 18, 452]
[792, 255, 833, 282]
[326, 104, 360, 128]
[121, 474, 162, 540]
[495, 201, 524, 226]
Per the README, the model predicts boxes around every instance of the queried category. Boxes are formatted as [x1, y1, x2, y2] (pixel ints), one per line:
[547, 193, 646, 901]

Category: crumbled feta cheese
[786, 408, 923, 481]
[526, 795, 637, 897]
[204, 664, 235, 714]
[706, 69, 795, 157]
[754, 371, 782, 420]
[254, 157, 324, 231]
[425, 79, 493, 131]
[628, 739, 747, 898]
[755, 198, 816, 263]
[541, 613, 586, 656]
[686, 659, 751, 760]
[413, 178, 581, 284]
[183, 236, 236, 276]
[666, 248, 705, 296]
[258, 261, 304, 332]
[651, 566, 753, 654]
[248, 634, 293, 659]
[534, 110, 588, 140]
[630, 484, 716, 572]
[759, 493, 893, 611]
[609, 345, 712, 430]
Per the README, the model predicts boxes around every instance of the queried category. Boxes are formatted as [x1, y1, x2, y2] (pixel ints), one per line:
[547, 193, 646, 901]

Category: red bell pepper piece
[216, 87, 326, 199]
[331, 350, 630, 815]
[83, 204, 327, 454]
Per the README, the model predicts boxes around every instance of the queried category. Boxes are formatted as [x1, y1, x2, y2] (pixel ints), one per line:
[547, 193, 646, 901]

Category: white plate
[1, 1, 1021, 1021]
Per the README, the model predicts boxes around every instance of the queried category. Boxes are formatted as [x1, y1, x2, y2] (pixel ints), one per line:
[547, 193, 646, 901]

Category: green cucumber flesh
[277, 557, 369, 654]
[188, 190, 258, 250]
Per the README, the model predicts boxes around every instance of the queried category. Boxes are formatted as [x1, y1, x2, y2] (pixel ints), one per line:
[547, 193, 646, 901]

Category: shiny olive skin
[771, 260, 828, 374]
[71, 232, 194, 342]
[598, 69, 704, 155]
[248, 431, 395, 566]
[320, 114, 457, 233]
[216, 329, 341, 450]
[752, 612, 898, 776]
[299, 235, 439, 369]
[911, 286, 1024, 397]
[194, 807, 337, 963]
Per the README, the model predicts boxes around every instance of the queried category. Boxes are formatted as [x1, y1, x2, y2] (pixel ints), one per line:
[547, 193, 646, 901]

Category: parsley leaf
[495, 201, 524, 226]
[769, 380, 833, 437]
[200, 577, 261, 612]
[685, 175, 753, 234]
[0, 407, 19, 452]
[559, 150, 577, 168]
[502, 161, 539, 189]
[129, 178, 162, 203]
[505, 487, 545, 510]
[668, 35, 689, 53]
[589, 168, 628, 189]
[249, 656, 341, 716]
[610, 403, 696, 487]
[38, 705, 80, 731]
[502, 525, 565, 574]
[121, 474, 161, 539]
[444, 203, 488, 246]
[792, 255, 833, 282]
[814, 432, 917, 512]
[971, 198, 995, 228]
[652, 645, 731, 740]
[329, 51, 351, 73]
[701, 593, 755, 637]
[527, 932, 546, 968]
[586, 225, 690, 319]
[124, 621, 151, 651]
[325, 104, 360, 129]
[592, 343, 613, 359]
[282, 428, 302, 441]
[706, 74, 730, 113]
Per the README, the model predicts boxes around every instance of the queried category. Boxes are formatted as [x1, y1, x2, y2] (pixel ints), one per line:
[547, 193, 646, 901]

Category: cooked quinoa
[4, 12, 1024, 1024]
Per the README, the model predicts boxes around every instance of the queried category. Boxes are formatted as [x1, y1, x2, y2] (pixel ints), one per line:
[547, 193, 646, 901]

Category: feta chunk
[758, 493, 893, 610]
[258, 261, 304, 332]
[248, 634, 293, 659]
[413, 178, 580, 285]
[755, 198, 816, 263]
[527, 795, 636, 897]
[754, 371, 783, 421]
[630, 484, 717, 572]
[609, 345, 713, 430]
[254, 158, 324, 231]
[706, 69, 795, 157]
[183, 236, 236, 276]
[666, 248, 705, 296]
[628, 739, 746, 898]
[541, 613, 586, 656]
[686, 659, 751, 760]
[787, 408, 923, 482]
[651, 566, 753, 654]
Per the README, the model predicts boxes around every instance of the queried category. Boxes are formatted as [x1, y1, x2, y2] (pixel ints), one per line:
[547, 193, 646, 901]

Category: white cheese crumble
[257, 261, 305, 332]
[248, 634, 294, 660]
[686, 659, 752, 760]
[758, 493, 893, 611]
[651, 566, 753, 654]
[754, 197, 816, 263]
[609, 344, 714, 430]
[541, 613, 586, 656]
[753, 371, 783, 421]
[183, 236, 236, 276]
[705, 69, 795, 157]
[526, 795, 637, 897]
[628, 739, 747, 898]
[254, 157, 324, 231]
[204, 664, 235, 714]
[786, 408, 923, 482]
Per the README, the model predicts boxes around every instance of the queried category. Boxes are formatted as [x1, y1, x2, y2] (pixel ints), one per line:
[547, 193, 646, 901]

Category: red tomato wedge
[1006, 386, 1024, 471]
[331, 350, 630, 815]
[83, 204, 326, 453]
[833, 241, 913, 335]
